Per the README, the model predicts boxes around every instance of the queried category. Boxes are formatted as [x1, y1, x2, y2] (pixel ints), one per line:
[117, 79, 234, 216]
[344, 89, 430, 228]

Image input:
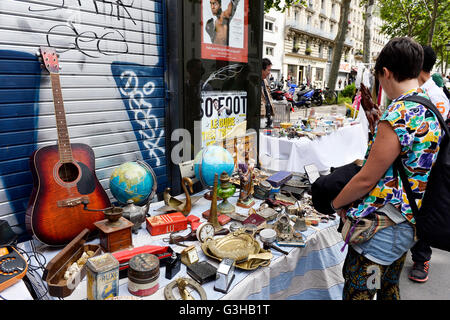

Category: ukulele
[25, 47, 111, 246]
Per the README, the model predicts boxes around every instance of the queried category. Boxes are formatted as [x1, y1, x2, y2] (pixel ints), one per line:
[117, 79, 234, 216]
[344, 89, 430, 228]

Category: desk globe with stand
[98, 160, 157, 252]
[194, 145, 235, 201]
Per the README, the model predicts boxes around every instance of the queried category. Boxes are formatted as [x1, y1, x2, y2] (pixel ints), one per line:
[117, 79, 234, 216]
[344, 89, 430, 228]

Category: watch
[196, 222, 215, 243]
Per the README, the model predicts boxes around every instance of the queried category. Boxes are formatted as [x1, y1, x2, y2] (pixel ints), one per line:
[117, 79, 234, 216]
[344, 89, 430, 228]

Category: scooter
[293, 89, 313, 108]
[293, 84, 314, 108]
[270, 87, 285, 101]
[311, 88, 323, 106]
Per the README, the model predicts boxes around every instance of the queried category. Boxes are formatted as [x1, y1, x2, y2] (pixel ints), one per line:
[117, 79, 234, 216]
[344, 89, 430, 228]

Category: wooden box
[94, 217, 134, 253]
[146, 212, 188, 236]
[42, 229, 101, 298]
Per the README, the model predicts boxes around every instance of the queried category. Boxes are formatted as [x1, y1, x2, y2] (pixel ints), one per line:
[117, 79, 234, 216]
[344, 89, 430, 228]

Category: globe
[194, 145, 235, 187]
[109, 161, 155, 205]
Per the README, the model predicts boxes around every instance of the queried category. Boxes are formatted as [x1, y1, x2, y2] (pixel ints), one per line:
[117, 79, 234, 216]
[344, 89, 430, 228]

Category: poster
[201, 0, 248, 63]
[215, 131, 257, 168]
[201, 91, 247, 147]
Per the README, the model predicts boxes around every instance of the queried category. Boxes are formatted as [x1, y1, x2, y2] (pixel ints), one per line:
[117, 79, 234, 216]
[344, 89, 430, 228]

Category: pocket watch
[180, 245, 199, 266]
[195, 222, 215, 243]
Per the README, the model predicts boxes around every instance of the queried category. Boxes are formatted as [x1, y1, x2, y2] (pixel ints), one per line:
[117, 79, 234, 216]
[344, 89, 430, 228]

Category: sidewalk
[290, 104, 346, 122]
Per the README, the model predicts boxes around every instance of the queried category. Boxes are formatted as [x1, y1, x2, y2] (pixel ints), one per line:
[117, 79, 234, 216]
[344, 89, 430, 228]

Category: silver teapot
[122, 200, 148, 234]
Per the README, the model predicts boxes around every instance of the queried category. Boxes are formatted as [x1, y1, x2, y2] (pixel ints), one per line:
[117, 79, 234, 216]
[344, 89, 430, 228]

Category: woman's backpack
[395, 95, 450, 251]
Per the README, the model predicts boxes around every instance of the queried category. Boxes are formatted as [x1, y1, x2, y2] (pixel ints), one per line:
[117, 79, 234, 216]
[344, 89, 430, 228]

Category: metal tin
[127, 253, 160, 297]
[229, 221, 243, 232]
[259, 228, 277, 244]
[86, 253, 119, 300]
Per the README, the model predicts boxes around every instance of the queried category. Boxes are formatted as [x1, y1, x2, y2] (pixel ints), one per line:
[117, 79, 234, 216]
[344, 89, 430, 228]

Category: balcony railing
[286, 19, 354, 47]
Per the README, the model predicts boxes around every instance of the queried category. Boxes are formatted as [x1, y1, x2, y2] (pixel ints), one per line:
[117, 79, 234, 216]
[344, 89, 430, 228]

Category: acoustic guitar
[25, 47, 111, 246]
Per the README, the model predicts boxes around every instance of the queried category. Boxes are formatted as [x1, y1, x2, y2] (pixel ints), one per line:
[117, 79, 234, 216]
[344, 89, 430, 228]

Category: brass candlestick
[208, 173, 222, 231]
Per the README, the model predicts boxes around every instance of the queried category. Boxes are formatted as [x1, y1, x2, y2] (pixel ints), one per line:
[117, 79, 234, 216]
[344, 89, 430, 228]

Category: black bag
[311, 162, 362, 215]
[394, 95, 450, 251]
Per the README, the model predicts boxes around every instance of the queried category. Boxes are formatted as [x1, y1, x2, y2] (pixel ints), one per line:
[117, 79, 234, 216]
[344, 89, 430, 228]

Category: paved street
[291, 104, 450, 300]
[400, 249, 450, 300]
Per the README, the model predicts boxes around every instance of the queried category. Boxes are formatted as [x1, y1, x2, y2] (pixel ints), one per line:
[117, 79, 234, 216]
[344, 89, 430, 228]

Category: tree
[362, 0, 375, 64]
[326, 0, 352, 94]
[264, 0, 306, 13]
[378, 0, 450, 72]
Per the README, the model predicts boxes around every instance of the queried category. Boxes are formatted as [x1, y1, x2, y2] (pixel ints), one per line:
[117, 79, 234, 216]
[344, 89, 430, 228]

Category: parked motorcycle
[293, 84, 314, 108]
[311, 88, 324, 106]
[270, 87, 285, 101]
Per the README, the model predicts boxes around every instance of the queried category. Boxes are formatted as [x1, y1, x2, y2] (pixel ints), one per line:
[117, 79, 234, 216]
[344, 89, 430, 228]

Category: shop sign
[201, 91, 247, 147]
[201, 0, 248, 63]
[339, 62, 351, 73]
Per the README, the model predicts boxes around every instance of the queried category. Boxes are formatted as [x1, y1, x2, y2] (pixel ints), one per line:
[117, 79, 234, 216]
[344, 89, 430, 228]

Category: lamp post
[445, 42, 450, 76]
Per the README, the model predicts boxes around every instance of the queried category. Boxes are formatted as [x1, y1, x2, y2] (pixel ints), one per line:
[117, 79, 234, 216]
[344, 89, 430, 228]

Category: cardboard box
[146, 212, 188, 236]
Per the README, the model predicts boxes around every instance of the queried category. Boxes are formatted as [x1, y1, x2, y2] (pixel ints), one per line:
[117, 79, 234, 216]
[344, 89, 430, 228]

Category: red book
[146, 212, 188, 236]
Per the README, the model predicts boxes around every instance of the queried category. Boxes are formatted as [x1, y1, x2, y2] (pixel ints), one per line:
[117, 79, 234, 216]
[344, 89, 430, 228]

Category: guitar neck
[50, 73, 73, 163]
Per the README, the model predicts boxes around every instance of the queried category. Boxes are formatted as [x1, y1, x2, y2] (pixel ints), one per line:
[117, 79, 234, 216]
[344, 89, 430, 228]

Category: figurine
[158, 177, 202, 216]
[236, 163, 255, 208]
[216, 172, 236, 215]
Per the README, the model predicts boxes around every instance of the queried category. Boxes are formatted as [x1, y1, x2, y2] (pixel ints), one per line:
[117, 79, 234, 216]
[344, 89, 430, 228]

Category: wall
[0, 0, 168, 239]
[263, 11, 285, 80]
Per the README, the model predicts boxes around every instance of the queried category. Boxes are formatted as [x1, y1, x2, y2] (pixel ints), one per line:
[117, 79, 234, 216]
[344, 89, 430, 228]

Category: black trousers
[410, 239, 432, 263]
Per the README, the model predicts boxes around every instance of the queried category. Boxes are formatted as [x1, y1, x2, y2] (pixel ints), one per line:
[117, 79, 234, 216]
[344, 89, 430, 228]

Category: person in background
[261, 58, 274, 128]
[332, 37, 444, 300]
[407, 45, 450, 283]
[431, 72, 450, 100]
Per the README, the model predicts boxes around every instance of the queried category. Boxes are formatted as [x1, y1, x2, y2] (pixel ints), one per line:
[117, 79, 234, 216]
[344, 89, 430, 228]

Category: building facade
[263, 0, 389, 89]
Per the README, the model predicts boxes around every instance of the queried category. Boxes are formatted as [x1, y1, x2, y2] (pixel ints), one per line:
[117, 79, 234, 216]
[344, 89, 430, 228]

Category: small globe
[109, 161, 155, 205]
[194, 145, 235, 187]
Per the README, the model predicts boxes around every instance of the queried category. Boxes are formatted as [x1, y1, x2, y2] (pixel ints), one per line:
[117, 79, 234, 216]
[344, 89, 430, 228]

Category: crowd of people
[261, 37, 449, 300]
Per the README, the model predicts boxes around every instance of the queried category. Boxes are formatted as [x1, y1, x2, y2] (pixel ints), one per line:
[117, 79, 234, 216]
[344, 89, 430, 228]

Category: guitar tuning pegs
[35, 50, 41, 57]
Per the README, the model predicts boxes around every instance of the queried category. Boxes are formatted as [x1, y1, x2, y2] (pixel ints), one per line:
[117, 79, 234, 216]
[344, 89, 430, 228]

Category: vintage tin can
[127, 253, 160, 297]
[146, 212, 188, 236]
[86, 253, 119, 300]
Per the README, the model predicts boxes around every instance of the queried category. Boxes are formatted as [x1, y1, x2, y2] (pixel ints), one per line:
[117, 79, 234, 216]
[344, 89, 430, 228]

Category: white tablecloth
[12, 190, 347, 300]
[259, 115, 369, 174]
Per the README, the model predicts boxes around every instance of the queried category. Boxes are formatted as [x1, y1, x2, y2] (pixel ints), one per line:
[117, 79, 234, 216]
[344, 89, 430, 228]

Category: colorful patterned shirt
[346, 89, 444, 223]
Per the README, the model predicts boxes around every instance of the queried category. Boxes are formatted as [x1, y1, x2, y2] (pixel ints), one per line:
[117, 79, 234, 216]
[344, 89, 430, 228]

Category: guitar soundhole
[58, 162, 80, 183]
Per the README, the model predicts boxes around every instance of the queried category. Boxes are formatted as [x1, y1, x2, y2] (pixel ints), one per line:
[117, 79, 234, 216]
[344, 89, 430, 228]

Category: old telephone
[0, 246, 28, 292]
[0, 220, 28, 292]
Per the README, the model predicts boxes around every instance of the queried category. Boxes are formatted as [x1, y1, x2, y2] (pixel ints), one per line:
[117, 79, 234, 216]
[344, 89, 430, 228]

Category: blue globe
[109, 161, 155, 205]
[194, 146, 235, 187]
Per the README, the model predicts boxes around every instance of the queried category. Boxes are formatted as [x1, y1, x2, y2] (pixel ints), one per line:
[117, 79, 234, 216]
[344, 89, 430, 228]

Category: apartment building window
[266, 46, 274, 56]
[328, 46, 333, 62]
[318, 44, 323, 58]
[320, 19, 324, 30]
[307, 15, 311, 25]
[321, 0, 325, 9]
[308, 0, 314, 8]
[331, 3, 336, 17]
[265, 21, 274, 31]
[316, 68, 324, 81]
[330, 22, 334, 33]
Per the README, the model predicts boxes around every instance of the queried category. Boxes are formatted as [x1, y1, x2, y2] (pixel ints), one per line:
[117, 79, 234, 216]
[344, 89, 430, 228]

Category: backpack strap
[393, 95, 449, 217]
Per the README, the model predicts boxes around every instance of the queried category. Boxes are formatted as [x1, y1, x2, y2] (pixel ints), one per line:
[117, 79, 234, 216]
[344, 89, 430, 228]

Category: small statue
[236, 163, 255, 208]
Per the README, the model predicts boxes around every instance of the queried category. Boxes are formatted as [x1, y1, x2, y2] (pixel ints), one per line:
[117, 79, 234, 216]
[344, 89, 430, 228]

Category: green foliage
[337, 93, 353, 105]
[264, 0, 306, 13]
[377, 0, 450, 71]
[341, 83, 356, 98]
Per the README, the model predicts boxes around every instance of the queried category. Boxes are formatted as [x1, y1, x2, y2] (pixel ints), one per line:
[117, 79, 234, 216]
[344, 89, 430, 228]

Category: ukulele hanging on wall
[25, 46, 111, 246]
